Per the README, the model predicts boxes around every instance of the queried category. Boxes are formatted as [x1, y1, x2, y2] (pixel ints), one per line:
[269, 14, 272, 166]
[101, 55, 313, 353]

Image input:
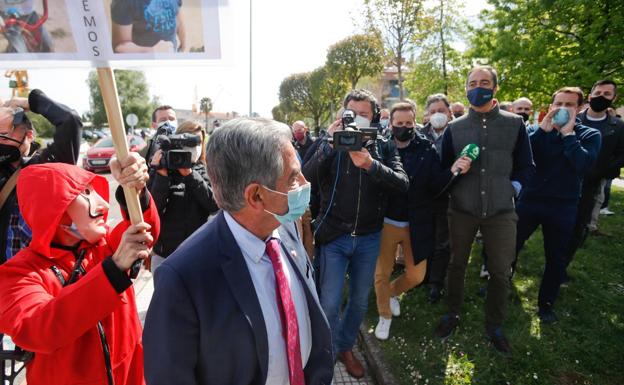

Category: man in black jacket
[373, 101, 468, 341]
[568, 80, 624, 265]
[291, 120, 316, 161]
[0, 89, 81, 264]
[303, 89, 408, 378]
[419, 94, 455, 303]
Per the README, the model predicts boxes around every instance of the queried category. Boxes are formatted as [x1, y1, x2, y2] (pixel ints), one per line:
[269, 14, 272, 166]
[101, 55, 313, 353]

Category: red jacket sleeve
[107, 190, 161, 253]
[0, 261, 123, 354]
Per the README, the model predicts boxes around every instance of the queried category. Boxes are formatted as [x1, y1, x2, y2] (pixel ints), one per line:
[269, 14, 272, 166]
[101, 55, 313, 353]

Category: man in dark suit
[143, 118, 334, 385]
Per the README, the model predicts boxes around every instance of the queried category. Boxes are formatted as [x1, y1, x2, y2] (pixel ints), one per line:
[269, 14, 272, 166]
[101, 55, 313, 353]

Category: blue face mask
[552, 108, 570, 127]
[466, 87, 494, 107]
[263, 183, 311, 224]
[379, 119, 389, 129]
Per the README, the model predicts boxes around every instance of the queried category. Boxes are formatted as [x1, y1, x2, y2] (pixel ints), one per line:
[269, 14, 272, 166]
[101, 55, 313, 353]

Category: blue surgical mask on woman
[263, 183, 311, 224]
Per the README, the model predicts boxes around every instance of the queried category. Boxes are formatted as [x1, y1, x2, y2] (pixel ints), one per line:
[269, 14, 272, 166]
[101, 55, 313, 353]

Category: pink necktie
[265, 238, 305, 385]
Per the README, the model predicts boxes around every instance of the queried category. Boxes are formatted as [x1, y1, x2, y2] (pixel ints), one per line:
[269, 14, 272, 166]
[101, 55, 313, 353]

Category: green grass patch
[366, 188, 624, 385]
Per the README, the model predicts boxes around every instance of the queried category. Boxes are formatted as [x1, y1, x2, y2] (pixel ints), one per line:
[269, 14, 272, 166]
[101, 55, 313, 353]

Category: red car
[82, 135, 147, 172]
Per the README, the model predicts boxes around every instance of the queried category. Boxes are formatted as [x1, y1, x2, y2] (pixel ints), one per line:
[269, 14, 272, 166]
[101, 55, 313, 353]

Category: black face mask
[518, 112, 530, 122]
[453, 112, 463, 119]
[0, 143, 23, 166]
[392, 126, 414, 142]
[589, 95, 613, 113]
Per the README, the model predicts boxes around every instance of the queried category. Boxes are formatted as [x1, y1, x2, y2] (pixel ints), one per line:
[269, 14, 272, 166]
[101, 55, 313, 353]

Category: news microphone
[454, 143, 480, 176]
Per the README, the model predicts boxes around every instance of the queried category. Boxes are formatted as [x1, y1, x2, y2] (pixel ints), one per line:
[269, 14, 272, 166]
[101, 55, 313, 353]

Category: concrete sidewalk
[134, 269, 375, 385]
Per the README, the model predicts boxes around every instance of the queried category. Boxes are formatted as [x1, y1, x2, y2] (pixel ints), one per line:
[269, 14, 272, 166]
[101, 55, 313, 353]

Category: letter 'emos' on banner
[0, 0, 222, 64]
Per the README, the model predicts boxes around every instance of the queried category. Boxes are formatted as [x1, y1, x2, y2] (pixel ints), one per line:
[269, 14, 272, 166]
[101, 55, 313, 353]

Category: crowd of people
[0, 64, 621, 385]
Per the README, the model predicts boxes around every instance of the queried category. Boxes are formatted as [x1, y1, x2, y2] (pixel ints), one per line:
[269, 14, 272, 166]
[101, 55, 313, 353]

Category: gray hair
[205, 118, 292, 212]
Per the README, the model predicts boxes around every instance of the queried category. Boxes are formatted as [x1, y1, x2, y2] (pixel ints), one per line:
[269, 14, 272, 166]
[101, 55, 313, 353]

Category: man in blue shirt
[515, 87, 601, 323]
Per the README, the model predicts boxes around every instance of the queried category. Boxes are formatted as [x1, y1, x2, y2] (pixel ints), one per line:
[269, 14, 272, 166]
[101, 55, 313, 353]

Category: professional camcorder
[333, 109, 378, 151]
[155, 133, 201, 169]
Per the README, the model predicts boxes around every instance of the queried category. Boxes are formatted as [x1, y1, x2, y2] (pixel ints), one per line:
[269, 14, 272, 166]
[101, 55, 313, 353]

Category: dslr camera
[155, 133, 201, 169]
[332, 109, 377, 151]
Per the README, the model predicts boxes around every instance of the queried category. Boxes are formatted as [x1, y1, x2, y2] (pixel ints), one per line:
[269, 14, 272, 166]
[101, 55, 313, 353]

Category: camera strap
[0, 166, 21, 212]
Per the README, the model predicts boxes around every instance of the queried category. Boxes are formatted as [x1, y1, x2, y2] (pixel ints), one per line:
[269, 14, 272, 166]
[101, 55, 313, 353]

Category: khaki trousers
[374, 223, 426, 318]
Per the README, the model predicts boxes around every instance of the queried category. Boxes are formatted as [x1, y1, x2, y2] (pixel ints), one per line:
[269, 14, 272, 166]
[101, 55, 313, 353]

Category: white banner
[0, 0, 221, 63]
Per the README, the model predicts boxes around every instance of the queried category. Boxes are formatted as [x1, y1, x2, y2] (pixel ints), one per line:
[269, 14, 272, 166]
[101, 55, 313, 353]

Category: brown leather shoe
[338, 350, 365, 378]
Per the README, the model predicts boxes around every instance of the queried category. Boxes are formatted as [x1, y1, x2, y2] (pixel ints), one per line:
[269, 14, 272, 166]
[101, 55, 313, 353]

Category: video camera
[155, 133, 201, 169]
[332, 109, 378, 151]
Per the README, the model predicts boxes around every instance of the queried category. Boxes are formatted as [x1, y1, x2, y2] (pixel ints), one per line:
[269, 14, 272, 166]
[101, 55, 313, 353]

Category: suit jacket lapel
[278, 224, 326, 321]
[218, 213, 269, 384]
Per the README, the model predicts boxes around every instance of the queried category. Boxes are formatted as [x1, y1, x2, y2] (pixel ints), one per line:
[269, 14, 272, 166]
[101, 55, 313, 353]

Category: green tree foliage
[364, 0, 426, 100]
[405, 0, 470, 106]
[468, 0, 624, 108]
[278, 66, 349, 134]
[271, 104, 289, 124]
[87, 70, 156, 128]
[27, 111, 55, 138]
[326, 34, 385, 89]
[199, 96, 212, 130]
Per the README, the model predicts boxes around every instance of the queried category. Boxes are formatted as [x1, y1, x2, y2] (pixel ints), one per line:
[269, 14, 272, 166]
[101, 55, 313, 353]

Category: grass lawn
[365, 188, 624, 385]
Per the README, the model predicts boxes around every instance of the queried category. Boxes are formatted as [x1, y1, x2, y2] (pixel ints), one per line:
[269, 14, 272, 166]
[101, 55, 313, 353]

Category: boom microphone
[454, 143, 480, 176]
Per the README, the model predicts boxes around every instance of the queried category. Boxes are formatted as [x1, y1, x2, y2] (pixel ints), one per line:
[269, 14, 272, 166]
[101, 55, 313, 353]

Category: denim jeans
[316, 231, 381, 353]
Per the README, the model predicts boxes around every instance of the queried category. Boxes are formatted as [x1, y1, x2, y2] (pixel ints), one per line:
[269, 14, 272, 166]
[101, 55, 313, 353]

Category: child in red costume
[0, 153, 159, 385]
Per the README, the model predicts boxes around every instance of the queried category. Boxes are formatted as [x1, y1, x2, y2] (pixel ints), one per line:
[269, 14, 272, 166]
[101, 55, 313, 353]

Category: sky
[0, 0, 489, 119]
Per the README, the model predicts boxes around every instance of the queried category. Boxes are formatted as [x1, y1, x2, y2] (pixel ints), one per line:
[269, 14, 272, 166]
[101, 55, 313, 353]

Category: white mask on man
[189, 144, 202, 164]
[429, 112, 449, 130]
[354, 115, 371, 128]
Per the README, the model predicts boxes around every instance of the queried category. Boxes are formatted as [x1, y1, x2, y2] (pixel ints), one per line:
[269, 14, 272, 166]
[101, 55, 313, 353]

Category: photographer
[303, 89, 408, 378]
[0, 89, 81, 264]
[148, 121, 218, 272]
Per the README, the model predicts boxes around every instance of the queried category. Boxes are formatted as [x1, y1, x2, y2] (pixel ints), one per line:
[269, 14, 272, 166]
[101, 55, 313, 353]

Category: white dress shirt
[224, 212, 312, 385]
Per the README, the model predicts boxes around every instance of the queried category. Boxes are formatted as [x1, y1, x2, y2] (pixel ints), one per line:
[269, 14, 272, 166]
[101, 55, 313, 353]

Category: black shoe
[427, 286, 442, 304]
[434, 314, 459, 339]
[488, 328, 512, 356]
[538, 309, 558, 324]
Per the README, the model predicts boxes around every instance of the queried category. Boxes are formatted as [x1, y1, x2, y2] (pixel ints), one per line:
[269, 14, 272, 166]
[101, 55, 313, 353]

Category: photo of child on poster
[0, 0, 77, 53]
[107, 0, 205, 54]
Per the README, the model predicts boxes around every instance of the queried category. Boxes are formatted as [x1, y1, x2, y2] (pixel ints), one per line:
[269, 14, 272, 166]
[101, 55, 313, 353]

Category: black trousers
[567, 179, 601, 266]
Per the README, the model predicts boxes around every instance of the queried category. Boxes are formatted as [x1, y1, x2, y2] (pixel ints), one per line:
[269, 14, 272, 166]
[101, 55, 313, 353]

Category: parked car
[82, 135, 146, 172]
[92, 129, 108, 139]
[82, 129, 96, 140]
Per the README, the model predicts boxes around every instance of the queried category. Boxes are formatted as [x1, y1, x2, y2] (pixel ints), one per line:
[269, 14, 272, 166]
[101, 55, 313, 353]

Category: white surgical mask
[429, 112, 449, 129]
[189, 144, 202, 164]
[354, 115, 371, 128]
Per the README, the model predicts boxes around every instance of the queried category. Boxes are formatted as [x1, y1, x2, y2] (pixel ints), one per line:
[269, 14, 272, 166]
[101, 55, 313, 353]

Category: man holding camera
[142, 105, 178, 162]
[303, 89, 408, 378]
[0, 89, 81, 264]
[515, 87, 600, 323]
[147, 121, 218, 272]
[435, 66, 534, 355]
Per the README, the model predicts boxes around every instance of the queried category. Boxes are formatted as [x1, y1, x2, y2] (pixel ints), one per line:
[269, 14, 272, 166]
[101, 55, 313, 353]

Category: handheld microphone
[454, 143, 480, 176]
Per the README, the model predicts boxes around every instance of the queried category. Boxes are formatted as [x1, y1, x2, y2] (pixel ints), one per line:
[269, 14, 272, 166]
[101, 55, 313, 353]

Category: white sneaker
[390, 296, 401, 317]
[375, 317, 392, 340]
[479, 265, 490, 279]
[600, 208, 615, 215]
